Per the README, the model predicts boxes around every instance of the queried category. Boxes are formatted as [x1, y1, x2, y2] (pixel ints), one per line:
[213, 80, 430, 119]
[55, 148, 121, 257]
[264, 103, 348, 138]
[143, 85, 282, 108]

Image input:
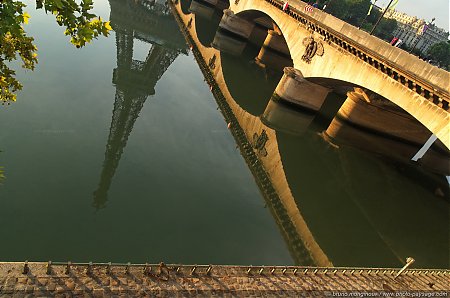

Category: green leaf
[53, 0, 64, 9]
[0, 0, 111, 104]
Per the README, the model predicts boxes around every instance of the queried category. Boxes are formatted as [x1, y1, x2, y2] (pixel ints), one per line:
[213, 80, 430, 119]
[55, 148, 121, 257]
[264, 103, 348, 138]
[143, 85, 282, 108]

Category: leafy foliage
[324, 0, 373, 25]
[371, 18, 397, 40]
[0, 0, 111, 104]
[343, 0, 371, 26]
[322, 0, 397, 40]
[0, 0, 37, 103]
[427, 41, 450, 69]
[324, 0, 351, 21]
[36, 0, 112, 47]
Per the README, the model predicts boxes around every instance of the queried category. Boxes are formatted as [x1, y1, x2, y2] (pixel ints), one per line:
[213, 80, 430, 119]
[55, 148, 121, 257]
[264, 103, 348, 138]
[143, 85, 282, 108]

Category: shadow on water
[267, 82, 450, 267]
[277, 131, 449, 268]
[321, 89, 450, 177]
[194, 8, 223, 47]
[93, 0, 188, 210]
[221, 51, 283, 116]
[189, 0, 229, 48]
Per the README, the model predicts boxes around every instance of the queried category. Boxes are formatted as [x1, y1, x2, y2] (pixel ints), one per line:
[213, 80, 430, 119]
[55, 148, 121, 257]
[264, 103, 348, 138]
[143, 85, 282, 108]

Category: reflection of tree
[92, 0, 187, 210]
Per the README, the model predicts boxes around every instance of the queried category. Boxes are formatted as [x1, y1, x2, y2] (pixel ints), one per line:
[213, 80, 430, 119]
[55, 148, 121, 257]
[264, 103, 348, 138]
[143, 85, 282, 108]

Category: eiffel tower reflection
[93, 0, 187, 210]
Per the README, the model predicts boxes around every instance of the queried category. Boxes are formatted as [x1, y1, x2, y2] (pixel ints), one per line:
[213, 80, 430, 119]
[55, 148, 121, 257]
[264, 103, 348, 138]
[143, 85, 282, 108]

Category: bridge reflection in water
[173, 0, 449, 268]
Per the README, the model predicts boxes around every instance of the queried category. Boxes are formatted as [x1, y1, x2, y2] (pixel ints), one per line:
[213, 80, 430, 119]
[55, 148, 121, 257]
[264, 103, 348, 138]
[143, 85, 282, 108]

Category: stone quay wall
[1, 262, 449, 297]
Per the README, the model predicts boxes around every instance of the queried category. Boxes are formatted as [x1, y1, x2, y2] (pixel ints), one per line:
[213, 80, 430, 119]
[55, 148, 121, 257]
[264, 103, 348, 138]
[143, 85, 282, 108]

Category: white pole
[411, 134, 437, 161]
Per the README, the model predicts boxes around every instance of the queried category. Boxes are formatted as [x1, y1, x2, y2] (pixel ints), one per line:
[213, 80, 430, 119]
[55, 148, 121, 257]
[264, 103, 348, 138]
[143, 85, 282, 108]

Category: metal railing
[9, 261, 450, 276]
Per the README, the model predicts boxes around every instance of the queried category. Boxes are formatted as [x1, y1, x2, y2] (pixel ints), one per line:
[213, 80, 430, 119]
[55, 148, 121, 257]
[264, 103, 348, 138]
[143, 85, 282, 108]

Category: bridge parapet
[256, 0, 449, 111]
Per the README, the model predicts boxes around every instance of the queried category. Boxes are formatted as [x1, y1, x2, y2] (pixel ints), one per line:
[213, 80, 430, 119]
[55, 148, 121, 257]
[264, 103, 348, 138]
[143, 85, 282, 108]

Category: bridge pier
[323, 90, 450, 175]
[334, 89, 433, 146]
[199, 0, 228, 10]
[189, 0, 218, 19]
[255, 47, 293, 71]
[218, 9, 268, 47]
[219, 9, 255, 39]
[212, 30, 247, 55]
[248, 25, 269, 47]
[254, 30, 292, 70]
[261, 30, 290, 57]
[273, 67, 331, 111]
[261, 97, 317, 135]
[262, 90, 343, 135]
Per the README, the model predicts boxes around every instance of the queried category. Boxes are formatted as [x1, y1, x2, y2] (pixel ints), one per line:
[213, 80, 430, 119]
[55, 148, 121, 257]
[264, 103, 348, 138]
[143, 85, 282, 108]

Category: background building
[386, 9, 449, 54]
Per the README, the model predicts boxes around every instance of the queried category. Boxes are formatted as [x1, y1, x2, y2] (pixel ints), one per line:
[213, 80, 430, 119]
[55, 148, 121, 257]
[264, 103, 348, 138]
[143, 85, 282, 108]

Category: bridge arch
[227, 1, 449, 149]
[215, 9, 296, 115]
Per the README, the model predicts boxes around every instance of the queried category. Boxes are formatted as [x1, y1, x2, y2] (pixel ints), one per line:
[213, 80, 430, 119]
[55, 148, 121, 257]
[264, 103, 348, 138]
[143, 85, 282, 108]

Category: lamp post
[409, 17, 435, 54]
[369, 0, 395, 35]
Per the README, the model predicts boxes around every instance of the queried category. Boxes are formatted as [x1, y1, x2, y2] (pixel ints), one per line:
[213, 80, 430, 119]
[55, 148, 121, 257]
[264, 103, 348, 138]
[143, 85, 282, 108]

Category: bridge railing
[5, 261, 450, 277]
[263, 0, 449, 111]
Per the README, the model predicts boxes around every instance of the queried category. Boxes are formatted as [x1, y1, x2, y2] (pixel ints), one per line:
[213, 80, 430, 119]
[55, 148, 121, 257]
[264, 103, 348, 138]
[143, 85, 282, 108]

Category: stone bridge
[170, 0, 450, 271]
[200, 0, 449, 149]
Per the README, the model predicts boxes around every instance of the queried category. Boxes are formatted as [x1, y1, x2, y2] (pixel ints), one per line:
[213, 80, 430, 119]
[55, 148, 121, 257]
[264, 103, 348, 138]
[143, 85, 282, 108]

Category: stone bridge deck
[219, 0, 450, 148]
[258, 0, 450, 111]
[1, 262, 449, 296]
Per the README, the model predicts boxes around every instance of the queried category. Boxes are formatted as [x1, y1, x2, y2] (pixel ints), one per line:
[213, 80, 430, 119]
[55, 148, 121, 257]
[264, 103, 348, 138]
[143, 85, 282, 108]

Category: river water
[0, 0, 448, 269]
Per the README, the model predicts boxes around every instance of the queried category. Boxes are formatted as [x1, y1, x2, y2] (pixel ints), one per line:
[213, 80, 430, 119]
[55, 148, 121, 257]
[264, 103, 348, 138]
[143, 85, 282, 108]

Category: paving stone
[71, 289, 84, 295]
[65, 281, 75, 290]
[46, 283, 56, 291]
[36, 278, 48, 286]
[92, 288, 104, 297]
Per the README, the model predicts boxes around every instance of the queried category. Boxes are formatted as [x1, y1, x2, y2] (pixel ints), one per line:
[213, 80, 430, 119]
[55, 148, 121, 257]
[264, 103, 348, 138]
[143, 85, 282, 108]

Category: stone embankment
[1, 262, 449, 296]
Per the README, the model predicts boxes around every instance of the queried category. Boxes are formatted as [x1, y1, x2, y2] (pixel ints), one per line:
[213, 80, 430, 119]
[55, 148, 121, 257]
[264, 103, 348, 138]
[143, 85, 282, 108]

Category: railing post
[46, 261, 52, 275]
[86, 262, 92, 275]
[22, 261, 29, 275]
[395, 257, 415, 279]
[65, 261, 71, 275]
